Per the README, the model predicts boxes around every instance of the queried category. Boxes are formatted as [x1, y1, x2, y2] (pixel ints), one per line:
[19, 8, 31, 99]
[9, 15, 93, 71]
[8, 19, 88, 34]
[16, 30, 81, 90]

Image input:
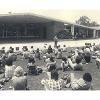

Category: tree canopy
[76, 16, 99, 27]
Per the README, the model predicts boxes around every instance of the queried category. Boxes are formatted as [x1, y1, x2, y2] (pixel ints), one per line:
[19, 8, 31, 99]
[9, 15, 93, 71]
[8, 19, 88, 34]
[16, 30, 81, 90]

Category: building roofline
[0, 12, 100, 30]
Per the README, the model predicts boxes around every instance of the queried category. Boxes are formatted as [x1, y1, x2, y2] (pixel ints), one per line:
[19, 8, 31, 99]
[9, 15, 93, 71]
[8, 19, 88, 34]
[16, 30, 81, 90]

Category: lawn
[2, 47, 100, 90]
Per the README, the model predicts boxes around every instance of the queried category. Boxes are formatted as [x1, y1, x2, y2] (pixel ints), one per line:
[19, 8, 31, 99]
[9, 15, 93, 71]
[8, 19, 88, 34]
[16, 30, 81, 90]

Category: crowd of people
[0, 36, 100, 90]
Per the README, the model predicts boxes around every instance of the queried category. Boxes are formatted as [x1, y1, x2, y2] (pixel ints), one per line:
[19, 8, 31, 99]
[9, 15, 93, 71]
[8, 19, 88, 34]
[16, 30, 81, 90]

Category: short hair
[48, 64, 56, 72]
[83, 73, 92, 82]
[50, 56, 54, 62]
[62, 57, 67, 62]
[6, 57, 13, 66]
[75, 56, 82, 64]
[51, 70, 59, 80]
[31, 46, 33, 48]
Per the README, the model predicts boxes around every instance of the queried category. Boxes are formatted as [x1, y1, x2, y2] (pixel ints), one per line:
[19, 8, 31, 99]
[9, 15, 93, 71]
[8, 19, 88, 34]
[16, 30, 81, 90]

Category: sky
[0, 0, 100, 24]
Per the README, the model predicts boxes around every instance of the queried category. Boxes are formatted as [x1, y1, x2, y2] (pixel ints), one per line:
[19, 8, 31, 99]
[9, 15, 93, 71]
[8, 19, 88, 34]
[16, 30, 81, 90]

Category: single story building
[0, 13, 99, 40]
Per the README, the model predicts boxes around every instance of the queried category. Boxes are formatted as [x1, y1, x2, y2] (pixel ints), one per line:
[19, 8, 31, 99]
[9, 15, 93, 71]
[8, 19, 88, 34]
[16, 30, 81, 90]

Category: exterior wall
[53, 21, 65, 34]
[45, 21, 64, 40]
[45, 22, 55, 40]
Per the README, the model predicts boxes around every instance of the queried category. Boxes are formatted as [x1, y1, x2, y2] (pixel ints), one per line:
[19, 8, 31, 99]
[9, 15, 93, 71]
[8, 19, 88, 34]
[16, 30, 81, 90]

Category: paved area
[0, 38, 100, 51]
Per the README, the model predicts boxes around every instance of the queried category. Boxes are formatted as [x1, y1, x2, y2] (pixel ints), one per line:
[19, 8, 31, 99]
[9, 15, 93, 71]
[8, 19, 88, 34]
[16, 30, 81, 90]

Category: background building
[0, 13, 99, 41]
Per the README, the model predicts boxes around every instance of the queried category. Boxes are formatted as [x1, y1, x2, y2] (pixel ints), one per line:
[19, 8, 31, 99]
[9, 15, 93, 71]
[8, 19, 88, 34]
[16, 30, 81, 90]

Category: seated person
[42, 46, 47, 54]
[70, 49, 79, 63]
[43, 51, 52, 62]
[46, 57, 56, 79]
[27, 56, 37, 75]
[11, 66, 27, 90]
[1, 47, 5, 54]
[35, 48, 41, 60]
[56, 49, 62, 59]
[84, 50, 91, 64]
[22, 46, 28, 52]
[27, 56, 42, 75]
[62, 45, 67, 52]
[68, 56, 83, 71]
[5, 57, 16, 80]
[41, 70, 63, 90]
[61, 57, 69, 71]
[0, 57, 5, 74]
[47, 45, 53, 54]
[30, 46, 35, 54]
[70, 72, 92, 90]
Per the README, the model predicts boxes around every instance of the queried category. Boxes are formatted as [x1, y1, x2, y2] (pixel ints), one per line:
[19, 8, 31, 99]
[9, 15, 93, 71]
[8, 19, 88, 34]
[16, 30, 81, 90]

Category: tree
[76, 16, 90, 26]
[76, 16, 99, 27]
[89, 21, 99, 27]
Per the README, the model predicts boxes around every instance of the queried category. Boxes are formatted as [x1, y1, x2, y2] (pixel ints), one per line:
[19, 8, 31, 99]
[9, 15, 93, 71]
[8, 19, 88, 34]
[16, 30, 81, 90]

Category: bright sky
[0, 0, 100, 24]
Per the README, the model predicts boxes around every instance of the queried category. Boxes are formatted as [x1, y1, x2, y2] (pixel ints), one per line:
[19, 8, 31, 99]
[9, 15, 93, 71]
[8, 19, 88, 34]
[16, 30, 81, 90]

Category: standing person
[54, 35, 58, 48]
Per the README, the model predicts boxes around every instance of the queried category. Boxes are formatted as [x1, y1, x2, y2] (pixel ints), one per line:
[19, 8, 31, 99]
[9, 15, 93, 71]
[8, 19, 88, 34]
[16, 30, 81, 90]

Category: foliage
[76, 16, 99, 27]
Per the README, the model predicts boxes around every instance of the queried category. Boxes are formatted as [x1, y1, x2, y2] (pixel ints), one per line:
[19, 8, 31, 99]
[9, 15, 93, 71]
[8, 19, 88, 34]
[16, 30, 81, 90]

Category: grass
[2, 47, 100, 90]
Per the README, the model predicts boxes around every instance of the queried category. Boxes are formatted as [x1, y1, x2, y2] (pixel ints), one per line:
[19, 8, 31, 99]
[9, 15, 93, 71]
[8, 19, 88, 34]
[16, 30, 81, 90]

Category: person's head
[58, 49, 61, 52]
[51, 70, 59, 81]
[16, 47, 19, 50]
[6, 57, 13, 66]
[50, 56, 54, 62]
[14, 66, 24, 77]
[83, 73, 92, 82]
[31, 46, 33, 48]
[36, 48, 39, 52]
[48, 45, 51, 48]
[93, 43, 95, 46]
[2, 47, 5, 50]
[28, 56, 35, 63]
[48, 64, 56, 72]
[63, 45, 66, 47]
[75, 56, 82, 64]
[62, 57, 67, 62]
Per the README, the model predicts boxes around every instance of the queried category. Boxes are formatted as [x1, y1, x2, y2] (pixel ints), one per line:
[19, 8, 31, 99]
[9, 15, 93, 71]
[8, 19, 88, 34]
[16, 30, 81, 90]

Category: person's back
[12, 76, 27, 90]
[71, 73, 92, 90]
[74, 63, 83, 71]
[12, 66, 27, 90]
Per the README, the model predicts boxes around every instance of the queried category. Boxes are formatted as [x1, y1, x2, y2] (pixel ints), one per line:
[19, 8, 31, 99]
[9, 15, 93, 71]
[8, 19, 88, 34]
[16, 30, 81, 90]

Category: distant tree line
[76, 16, 100, 27]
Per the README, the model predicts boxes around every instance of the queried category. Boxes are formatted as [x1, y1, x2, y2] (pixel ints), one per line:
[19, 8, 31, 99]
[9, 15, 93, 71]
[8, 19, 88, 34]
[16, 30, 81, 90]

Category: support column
[93, 29, 96, 38]
[87, 29, 88, 37]
[71, 25, 75, 37]
[24, 24, 27, 37]
[2, 24, 4, 38]
[5, 24, 7, 38]
[96, 30, 98, 38]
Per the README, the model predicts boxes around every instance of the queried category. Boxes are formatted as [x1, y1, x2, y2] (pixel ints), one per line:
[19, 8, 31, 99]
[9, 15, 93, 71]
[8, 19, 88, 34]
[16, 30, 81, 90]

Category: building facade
[0, 13, 99, 40]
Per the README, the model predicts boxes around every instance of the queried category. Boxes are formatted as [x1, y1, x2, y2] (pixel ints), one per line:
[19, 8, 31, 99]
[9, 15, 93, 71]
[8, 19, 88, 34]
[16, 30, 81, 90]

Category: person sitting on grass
[41, 70, 63, 90]
[35, 48, 41, 60]
[27, 55, 42, 75]
[45, 56, 56, 79]
[84, 47, 91, 64]
[67, 56, 83, 71]
[47, 45, 53, 54]
[62, 45, 67, 52]
[56, 49, 62, 59]
[70, 72, 93, 90]
[27, 56, 37, 75]
[43, 51, 52, 62]
[61, 57, 69, 71]
[30, 46, 35, 54]
[5, 57, 16, 80]
[11, 66, 28, 90]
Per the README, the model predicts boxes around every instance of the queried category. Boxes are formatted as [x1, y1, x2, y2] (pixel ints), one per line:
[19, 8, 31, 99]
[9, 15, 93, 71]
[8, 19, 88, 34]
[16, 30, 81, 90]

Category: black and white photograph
[0, 0, 100, 94]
